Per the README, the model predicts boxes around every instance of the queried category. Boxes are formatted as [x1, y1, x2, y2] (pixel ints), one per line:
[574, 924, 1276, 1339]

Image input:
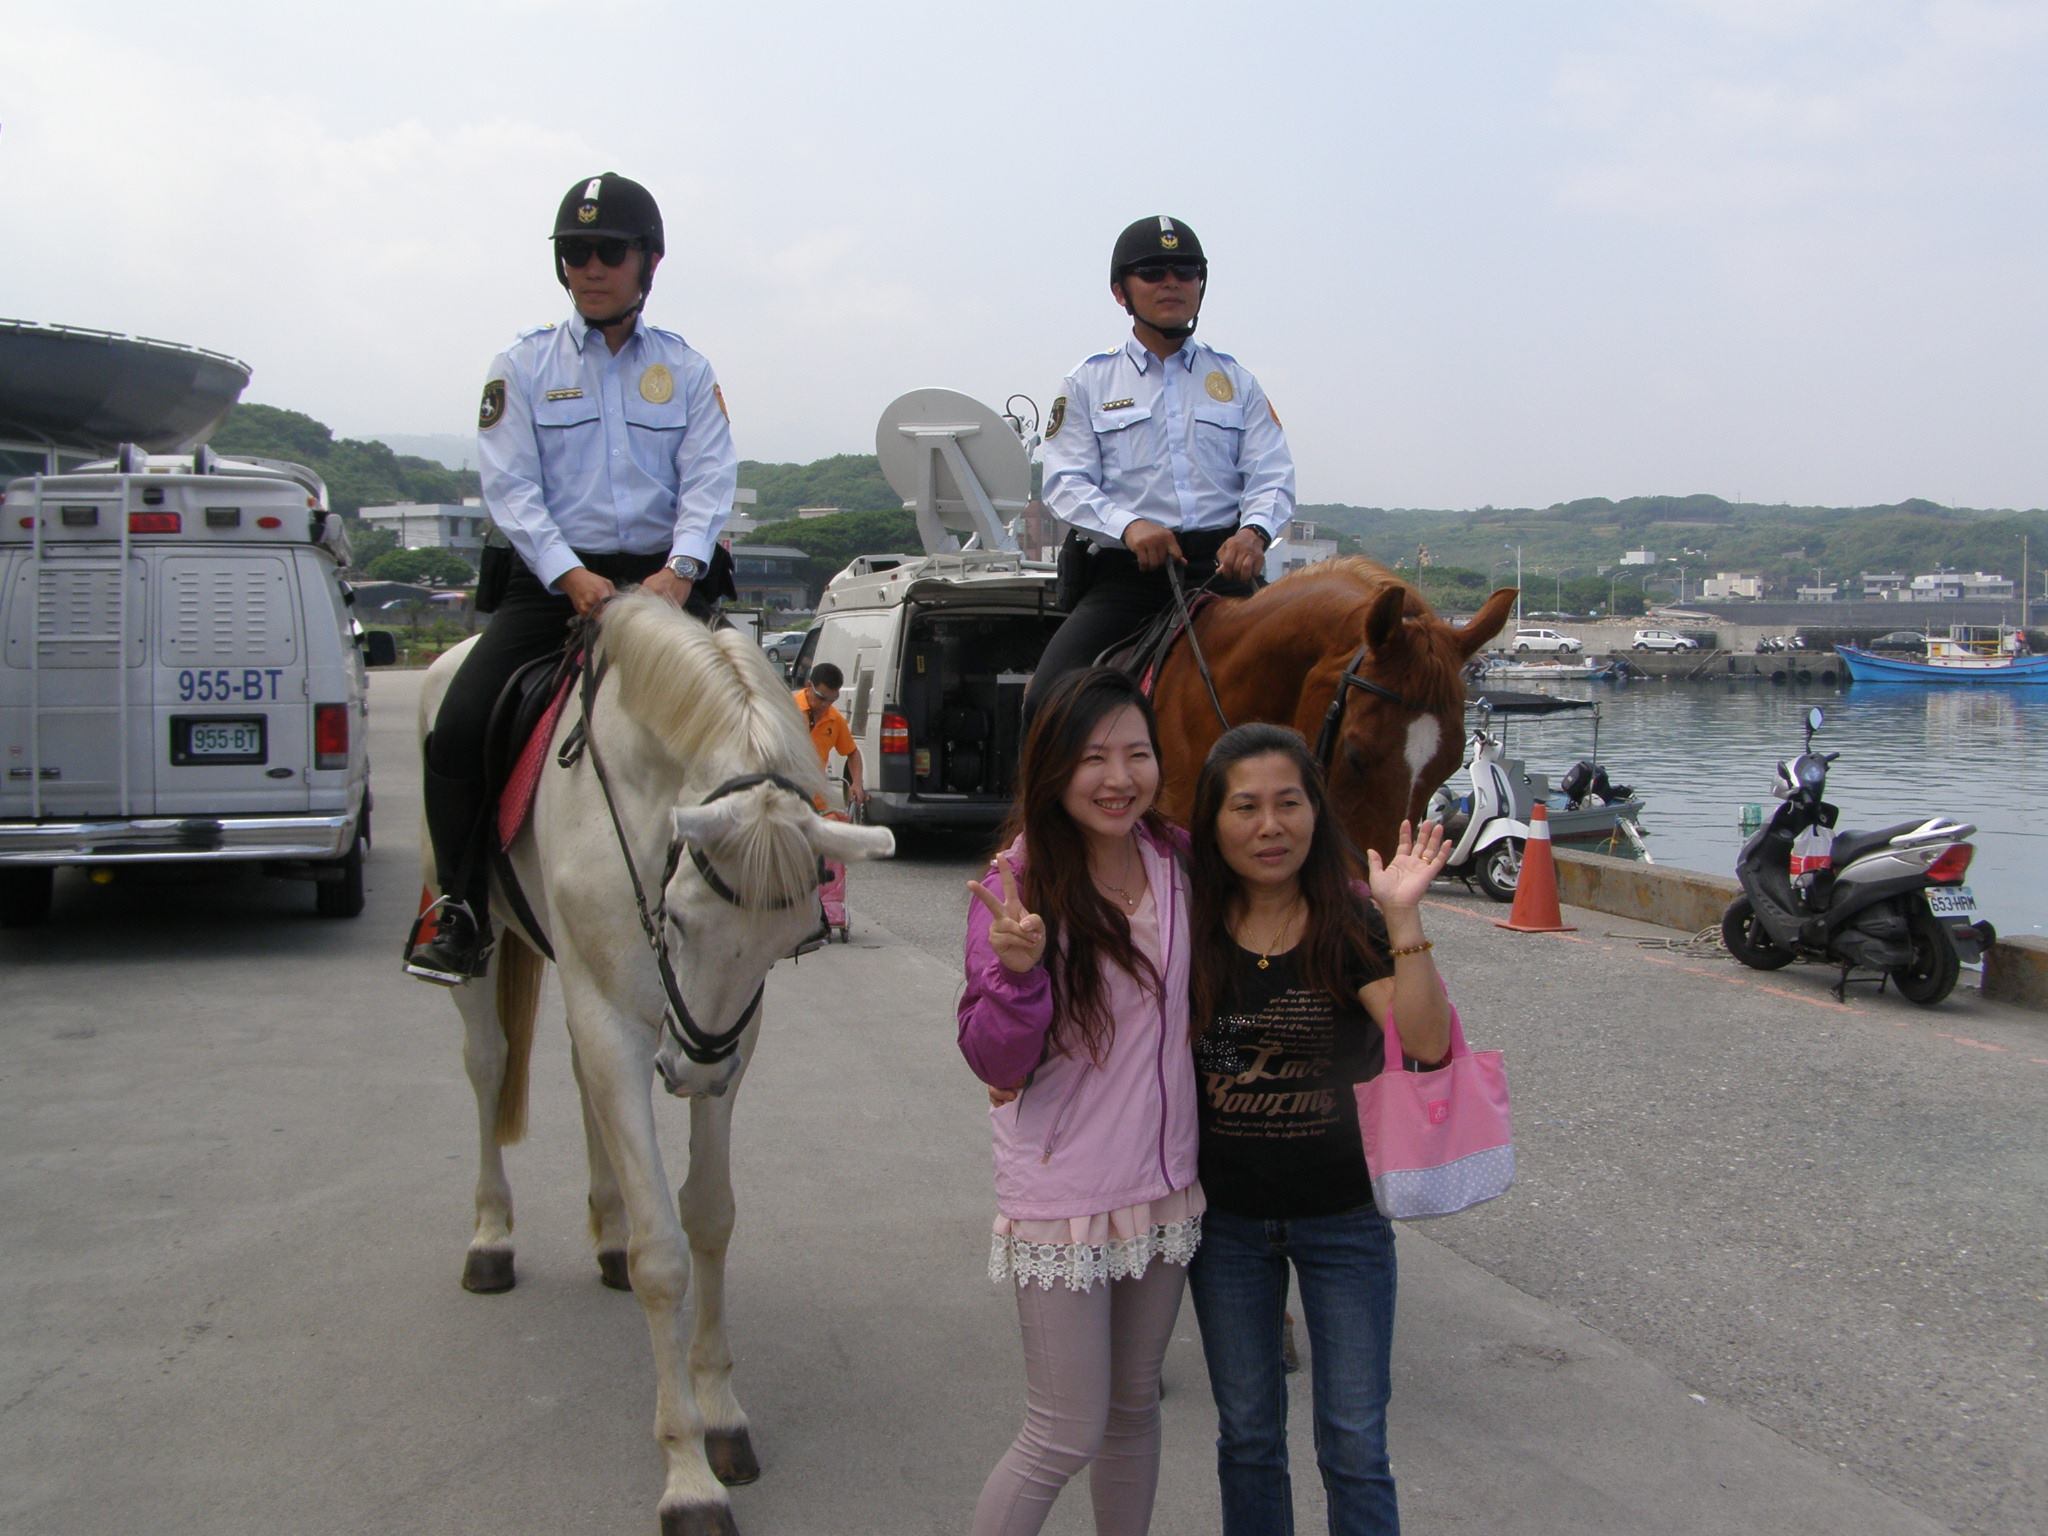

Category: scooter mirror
[1807, 706, 1824, 731]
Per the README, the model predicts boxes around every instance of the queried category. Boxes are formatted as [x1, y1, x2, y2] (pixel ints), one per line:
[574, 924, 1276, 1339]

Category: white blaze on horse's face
[1404, 715, 1442, 813]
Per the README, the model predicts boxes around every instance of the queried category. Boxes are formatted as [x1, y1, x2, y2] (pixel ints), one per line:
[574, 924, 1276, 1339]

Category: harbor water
[1478, 678, 2045, 938]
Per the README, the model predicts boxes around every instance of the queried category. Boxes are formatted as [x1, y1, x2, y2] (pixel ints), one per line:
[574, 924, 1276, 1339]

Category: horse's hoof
[597, 1249, 632, 1291]
[705, 1426, 761, 1485]
[660, 1502, 739, 1536]
[461, 1248, 516, 1294]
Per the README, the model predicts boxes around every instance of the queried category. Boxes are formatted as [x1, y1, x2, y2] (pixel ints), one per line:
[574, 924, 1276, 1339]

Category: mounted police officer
[406, 172, 738, 985]
[1026, 215, 1297, 721]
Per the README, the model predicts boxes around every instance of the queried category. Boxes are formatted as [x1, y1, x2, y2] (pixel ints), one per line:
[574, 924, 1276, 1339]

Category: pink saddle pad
[497, 674, 576, 850]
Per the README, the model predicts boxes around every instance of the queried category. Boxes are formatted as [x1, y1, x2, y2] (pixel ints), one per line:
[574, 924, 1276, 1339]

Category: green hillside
[210, 404, 482, 517]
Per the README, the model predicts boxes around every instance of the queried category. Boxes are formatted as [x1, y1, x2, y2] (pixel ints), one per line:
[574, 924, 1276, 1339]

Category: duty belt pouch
[1054, 529, 1093, 612]
[474, 527, 515, 615]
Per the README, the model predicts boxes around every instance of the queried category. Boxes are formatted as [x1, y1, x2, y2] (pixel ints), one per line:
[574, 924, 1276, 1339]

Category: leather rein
[568, 645, 815, 1067]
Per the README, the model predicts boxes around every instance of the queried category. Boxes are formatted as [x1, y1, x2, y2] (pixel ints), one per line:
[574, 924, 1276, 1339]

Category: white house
[1619, 549, 1658, 566]
[357, 500, 491, 561]
[1265, 519, 1340, 583]
[1701, 572, 1762, 600]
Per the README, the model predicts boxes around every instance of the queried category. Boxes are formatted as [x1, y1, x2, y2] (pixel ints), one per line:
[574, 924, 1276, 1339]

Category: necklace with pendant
[1095, 835, 1143, 909]
[1249, 902, 1303, 969]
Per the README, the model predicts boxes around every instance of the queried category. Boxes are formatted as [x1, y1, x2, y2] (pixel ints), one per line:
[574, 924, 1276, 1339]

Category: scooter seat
[1827, 819, 1937, 869]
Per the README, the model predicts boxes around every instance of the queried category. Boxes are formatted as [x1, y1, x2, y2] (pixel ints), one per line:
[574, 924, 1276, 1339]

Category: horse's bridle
[575, 653, 818, 1067]
[1313, 641, 1412, 776]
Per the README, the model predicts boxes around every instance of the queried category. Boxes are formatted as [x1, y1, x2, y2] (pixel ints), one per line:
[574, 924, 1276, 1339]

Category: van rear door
[154, 551, 309, 814]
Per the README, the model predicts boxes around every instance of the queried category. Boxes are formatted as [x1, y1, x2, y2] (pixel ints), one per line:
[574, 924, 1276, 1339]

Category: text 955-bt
[178, 668, 285, 703]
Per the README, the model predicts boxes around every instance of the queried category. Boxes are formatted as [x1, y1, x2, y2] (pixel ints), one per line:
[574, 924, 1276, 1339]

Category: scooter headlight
[1795, 755, 1829, 794]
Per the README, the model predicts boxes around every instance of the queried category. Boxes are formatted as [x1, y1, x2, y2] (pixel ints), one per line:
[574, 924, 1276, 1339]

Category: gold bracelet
[1388, 940, 1433, 959]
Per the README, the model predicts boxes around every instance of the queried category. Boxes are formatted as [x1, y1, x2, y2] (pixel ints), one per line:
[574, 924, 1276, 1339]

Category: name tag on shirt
[544, 387, 586, 401]
[1101, 398, 1137, 410]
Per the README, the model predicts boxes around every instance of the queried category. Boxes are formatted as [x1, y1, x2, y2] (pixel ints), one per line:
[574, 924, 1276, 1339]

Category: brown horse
[1152, 560, 1517, 858]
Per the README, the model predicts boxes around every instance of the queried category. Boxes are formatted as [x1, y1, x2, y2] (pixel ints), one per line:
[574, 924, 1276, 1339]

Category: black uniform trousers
[422, 549, 672, 908]
[1025, 524, 1247, 728]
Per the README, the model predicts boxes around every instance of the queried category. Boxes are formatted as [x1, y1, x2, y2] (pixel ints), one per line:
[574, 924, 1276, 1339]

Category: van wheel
[316, 831, 367, 919]
[0, 867, 54, 927]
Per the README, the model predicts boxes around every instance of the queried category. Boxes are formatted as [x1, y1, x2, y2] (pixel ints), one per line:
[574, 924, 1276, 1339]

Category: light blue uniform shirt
[1040, 336, 1295, 548]
[476, 309, 736, 592]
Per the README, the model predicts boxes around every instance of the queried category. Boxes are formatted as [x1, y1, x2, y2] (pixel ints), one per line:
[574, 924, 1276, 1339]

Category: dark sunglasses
[1129, 263, 1201, 285]
[557, 236, 642, 269]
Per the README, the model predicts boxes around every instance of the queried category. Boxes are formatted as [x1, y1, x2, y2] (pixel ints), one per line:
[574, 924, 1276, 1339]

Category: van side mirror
[363, 630, 399, 667]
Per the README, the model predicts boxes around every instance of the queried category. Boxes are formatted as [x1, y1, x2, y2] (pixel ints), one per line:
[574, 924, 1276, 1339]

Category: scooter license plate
[1926, 886, 1977, 919]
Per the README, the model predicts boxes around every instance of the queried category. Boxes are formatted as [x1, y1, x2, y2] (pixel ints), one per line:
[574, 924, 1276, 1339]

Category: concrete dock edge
[1552, 849, 2046, 1015]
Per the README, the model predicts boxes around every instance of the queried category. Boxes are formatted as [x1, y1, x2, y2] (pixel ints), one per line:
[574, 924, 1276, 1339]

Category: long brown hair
[997, 668, 1166, 1062]
[1188, 723, 1375, 1038]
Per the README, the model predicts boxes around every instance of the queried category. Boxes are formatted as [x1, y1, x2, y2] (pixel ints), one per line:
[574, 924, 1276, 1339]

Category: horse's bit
[575, 653, 816, 1067]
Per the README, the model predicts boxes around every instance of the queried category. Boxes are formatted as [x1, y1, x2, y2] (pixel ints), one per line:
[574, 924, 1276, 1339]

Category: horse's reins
[571, 637, 816, 1067]
[1166, 562, 1231, 732]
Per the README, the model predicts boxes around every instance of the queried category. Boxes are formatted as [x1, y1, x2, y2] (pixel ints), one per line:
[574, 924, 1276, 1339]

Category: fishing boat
[1478, 701, 1651, 854]
[1468, 654, 1628, 683]
[1837, 626, 2048, 685]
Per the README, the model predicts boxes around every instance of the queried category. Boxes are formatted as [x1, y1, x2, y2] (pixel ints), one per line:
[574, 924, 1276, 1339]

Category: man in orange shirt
[792, 662, 867, 809]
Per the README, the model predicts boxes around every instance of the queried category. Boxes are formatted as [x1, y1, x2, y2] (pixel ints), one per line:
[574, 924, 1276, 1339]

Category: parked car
[789, 551, 1061, 830]
[1868, 630, 1928, 652]
[1631, 628, 1699, 652]
[1510, 627, 1583, 654]
[759, 629, 808, 663]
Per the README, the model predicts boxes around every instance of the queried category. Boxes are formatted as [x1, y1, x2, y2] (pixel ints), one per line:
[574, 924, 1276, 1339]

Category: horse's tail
[492, 930, 544, 1146]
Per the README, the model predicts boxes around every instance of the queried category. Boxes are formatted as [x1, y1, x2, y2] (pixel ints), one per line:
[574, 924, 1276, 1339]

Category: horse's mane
[598, 593, 829, 907]
[1270, 557, 1469, 715]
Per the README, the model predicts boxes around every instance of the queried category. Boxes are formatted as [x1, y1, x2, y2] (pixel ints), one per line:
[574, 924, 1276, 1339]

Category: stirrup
[404, 896, 494, 986]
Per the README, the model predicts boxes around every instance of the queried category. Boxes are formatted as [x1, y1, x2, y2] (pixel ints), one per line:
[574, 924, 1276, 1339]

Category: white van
[0, 444, 393, 926]
[790, 550, 1060, 830]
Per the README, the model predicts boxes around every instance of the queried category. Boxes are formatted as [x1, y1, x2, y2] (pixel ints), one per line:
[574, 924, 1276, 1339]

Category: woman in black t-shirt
[1183, 723, 1451, 1536]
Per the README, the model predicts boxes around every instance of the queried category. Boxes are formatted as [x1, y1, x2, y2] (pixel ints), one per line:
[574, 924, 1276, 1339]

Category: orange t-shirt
[792, 688, 855, 769]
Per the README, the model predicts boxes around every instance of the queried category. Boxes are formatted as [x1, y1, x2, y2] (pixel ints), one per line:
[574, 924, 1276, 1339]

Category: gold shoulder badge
[1045, 395, 1066, 439]
[713, 383, 729, 420]
[1268, 400, 1283, 428]
[1101, 397, 1136, 410]
[479, 378, 507, 431]
[1204, 370, 1235, 403]
[639, 364, 675, 404]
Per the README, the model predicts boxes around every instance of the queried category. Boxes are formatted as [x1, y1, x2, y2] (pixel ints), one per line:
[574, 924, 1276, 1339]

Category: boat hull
[1837, 645, 2048, 685]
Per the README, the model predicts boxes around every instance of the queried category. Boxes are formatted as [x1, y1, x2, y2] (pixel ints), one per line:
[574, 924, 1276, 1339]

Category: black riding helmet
[551, 172, 665, 306]
[1109, 215, 1207, 338]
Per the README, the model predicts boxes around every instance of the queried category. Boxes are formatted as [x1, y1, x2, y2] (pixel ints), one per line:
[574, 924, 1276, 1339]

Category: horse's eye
[1344, 743, 1371, 777]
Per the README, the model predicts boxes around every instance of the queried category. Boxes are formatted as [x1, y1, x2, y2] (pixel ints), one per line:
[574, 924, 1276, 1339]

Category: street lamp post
[1504, 543, 1522, 630]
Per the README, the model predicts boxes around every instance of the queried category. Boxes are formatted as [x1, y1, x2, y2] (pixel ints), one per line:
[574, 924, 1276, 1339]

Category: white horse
[419, 592, 894, 1536]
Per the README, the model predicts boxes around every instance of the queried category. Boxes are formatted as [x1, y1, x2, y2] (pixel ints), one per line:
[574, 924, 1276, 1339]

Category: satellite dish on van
[874, 388, 1029, 555]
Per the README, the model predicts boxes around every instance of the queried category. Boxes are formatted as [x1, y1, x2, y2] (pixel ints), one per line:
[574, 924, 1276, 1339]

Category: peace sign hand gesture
[967, 854, 1047, 974]
[1365, 818, 1450, 913]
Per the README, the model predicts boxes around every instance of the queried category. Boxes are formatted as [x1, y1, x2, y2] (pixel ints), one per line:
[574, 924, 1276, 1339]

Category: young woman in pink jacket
[958, 667, 1203, 1536]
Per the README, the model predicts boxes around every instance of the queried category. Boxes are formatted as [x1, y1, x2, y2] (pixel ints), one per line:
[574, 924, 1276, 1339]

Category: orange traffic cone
[1497, 801, 1575, 933]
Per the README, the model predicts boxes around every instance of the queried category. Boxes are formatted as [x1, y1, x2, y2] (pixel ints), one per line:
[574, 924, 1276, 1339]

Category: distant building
[1267, 520, 1339, 582]
[1701, 572, 1762, 600]
[1795, 582, 1840, 603]
[795, 506, 843, 520]
[1861, 571, 1907, 600]
[358, 500, 490, 561]
[1011, 499, 1062, 562]
[1957, 571, 2014, 600]
[1619, 549, 1658, 566]
[730, 543, 809, 612]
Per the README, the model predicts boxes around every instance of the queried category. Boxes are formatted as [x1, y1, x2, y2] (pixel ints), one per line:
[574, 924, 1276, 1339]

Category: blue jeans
[1187, 1203, 1400, 1536]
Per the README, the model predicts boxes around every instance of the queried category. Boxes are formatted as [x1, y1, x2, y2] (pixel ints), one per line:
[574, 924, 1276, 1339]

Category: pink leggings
[971, 1258, 1189, 1536]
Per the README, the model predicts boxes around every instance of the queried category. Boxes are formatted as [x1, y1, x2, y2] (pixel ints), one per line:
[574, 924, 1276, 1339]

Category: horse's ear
[1456, 588, 1519, 657]
[672, 800, 742, 845]
[1365, 584, 1409, 652]
[807, 816, 896, 864]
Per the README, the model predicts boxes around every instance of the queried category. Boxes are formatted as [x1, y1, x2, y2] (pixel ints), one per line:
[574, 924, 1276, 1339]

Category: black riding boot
[404, 754, 493, 986]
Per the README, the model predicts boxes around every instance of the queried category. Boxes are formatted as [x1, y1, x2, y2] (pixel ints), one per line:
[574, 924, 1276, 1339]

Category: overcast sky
[5, 0, 2042, 509]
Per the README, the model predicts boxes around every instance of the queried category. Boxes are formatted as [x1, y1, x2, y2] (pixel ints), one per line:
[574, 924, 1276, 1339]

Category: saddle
[1096, 590, 1227, 700]
[485, 644, 585, 851]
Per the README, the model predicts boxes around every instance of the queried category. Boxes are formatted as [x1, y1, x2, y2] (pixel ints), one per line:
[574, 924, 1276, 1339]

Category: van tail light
[1925, 843, 1973, 885]
[880, 712, 911, 756]
[314, 704, 350, 770]
[128, 511, 182, 533]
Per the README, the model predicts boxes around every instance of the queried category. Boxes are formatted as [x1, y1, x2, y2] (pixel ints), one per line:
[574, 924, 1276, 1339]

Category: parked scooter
[1722, 707, 1994, 1004]
[1425, 703, 1532, 902]
[1754, 634, 1809, 654]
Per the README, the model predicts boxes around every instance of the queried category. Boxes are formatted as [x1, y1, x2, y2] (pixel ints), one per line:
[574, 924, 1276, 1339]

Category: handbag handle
[1379, 987, 1467, 1073]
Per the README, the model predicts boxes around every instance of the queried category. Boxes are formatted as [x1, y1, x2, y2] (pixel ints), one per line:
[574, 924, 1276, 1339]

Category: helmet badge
[577, 203, 598, 224]
[1160, 231, 1180, 250]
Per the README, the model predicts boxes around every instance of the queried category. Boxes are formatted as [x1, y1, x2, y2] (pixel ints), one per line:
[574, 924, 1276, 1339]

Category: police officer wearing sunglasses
[407, 171, 738, 985]
[1027, 215, 1296, 721]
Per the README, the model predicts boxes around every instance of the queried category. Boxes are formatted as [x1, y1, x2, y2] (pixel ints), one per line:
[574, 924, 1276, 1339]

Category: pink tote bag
[1354, 1000, 1514, 1220]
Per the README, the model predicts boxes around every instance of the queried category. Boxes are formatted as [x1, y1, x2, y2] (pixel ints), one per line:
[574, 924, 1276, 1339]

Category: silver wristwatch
[666, 554, 706, 581]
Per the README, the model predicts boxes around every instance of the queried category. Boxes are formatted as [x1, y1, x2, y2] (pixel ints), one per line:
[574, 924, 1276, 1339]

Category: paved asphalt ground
[2, 668, 2040, 1536]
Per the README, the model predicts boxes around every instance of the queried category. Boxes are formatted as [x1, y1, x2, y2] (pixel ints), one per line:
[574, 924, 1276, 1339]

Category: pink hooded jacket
[957, 823, 1201, 1222]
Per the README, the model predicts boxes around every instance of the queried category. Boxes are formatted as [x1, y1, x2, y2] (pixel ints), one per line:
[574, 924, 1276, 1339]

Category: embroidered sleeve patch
[1046, 395, 1066, 439]
[479, 379, 507, 431]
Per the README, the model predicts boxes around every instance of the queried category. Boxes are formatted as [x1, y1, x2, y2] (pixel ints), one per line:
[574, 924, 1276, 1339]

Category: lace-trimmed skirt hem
[987, 1184, 1205, 1292]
